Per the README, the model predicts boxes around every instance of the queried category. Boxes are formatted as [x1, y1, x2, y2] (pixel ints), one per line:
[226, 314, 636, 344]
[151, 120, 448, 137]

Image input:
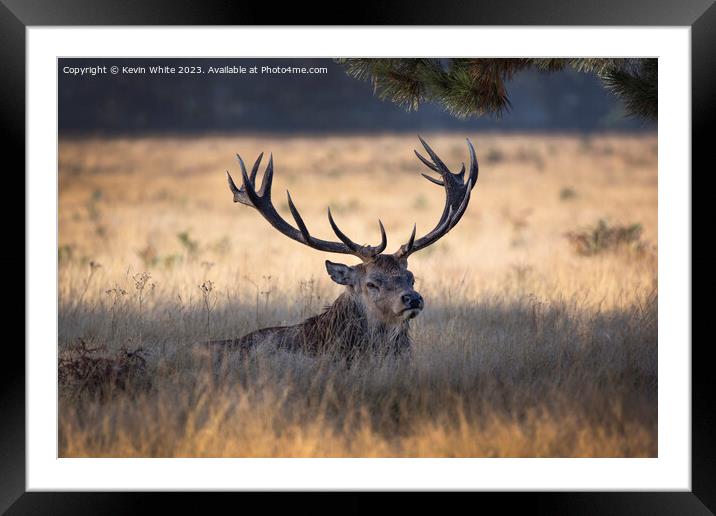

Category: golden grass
[58, 132, 658, 457]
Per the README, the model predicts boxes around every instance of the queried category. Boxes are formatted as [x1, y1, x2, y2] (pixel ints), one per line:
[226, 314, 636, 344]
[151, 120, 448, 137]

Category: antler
[227, 152, 387, 261]
[394, 137, 478, 259]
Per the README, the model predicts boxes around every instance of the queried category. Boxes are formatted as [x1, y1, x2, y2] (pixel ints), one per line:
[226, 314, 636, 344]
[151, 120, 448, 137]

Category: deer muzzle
[400, 292, 424, 319]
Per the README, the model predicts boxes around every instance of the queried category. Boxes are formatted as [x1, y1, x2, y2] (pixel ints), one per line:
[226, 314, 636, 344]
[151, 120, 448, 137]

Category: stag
[204, 137, 478, 358]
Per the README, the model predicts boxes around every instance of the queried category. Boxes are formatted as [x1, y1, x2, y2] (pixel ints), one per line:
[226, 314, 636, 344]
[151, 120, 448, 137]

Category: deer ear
[325, 260, 356, 286]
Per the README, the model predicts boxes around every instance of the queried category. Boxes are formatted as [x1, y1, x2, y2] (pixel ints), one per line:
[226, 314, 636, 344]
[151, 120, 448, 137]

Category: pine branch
[336, 58, 657, 122]
[599, 59, 657, 120]
[569, 58, 636, 75]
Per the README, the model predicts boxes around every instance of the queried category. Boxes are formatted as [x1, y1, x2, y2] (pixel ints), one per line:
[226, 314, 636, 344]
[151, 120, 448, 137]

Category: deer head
[226, 137, 478, 327]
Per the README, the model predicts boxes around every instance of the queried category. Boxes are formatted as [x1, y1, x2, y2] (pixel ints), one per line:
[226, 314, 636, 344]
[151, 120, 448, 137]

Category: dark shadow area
[57, 295, 657, 457]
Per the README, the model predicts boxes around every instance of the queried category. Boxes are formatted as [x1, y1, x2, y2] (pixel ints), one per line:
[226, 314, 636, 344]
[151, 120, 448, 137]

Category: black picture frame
[2, 0, 709, 513]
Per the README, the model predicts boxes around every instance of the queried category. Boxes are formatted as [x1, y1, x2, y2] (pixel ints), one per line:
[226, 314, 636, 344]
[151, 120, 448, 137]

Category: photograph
[57, 57, 658, 458]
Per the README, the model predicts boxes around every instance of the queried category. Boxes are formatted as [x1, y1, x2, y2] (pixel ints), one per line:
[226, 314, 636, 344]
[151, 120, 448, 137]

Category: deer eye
[366, 281, 380, 291]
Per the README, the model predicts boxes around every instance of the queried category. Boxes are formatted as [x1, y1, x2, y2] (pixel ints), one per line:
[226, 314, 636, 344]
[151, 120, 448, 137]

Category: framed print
[4, 0, 711, 512]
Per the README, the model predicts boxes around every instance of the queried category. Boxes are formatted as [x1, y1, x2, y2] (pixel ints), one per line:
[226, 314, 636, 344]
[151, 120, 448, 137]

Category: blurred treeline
[59, 58, 654, 135]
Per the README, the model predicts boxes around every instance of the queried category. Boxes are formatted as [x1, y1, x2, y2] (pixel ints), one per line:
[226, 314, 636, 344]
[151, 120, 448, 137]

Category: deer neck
[317, 292, 410, 349]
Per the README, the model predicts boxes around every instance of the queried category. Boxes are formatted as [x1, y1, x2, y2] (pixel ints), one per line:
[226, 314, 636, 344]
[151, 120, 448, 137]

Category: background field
[58, 133, 657, 457]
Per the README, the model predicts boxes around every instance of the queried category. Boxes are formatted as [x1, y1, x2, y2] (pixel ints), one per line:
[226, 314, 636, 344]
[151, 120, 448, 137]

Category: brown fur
[204, 292, 412, 357]
[202, 255, 419, 361]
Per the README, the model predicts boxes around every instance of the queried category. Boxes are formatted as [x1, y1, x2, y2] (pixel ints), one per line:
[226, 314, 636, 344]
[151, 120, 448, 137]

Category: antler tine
[228, 153, 263, 206]
[250, 153, 263, 183]
[407, 223, 417, 248]
[226, 170, 244, 203]
[286, 190, 311, 242]
[376, 220, 387, 253]
[228, 152, 387, 261]
[414, 149, 441, 173]
[257, 153, 274, 197]
[417, 135, 450, 173]
[235, 152, 263, 183]
[327, 207, 361, 252]
[457, 162, 466, 180]
[406, 206, 454, 253]
[328, 208, 387, 257]
[450, 177, 473, 230]
[237, 154, 262, 207]
[398, 223, 417, 257]
[394, 137, 479, 259]
[420, 173, 444, 186]
[227, 152, 262, 207]
[466, 137, 479, 187]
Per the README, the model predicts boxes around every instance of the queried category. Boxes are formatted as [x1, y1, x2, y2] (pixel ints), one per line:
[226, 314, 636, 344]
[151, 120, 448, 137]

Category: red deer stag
[205, 137, 478, 358]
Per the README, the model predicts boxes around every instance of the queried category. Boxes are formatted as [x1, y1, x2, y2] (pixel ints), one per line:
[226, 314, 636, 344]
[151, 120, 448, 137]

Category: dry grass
[58, 132, 658, 457]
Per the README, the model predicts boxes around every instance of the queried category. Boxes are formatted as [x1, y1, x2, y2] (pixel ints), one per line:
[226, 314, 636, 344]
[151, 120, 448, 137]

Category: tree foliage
[336, 58, 657, 122]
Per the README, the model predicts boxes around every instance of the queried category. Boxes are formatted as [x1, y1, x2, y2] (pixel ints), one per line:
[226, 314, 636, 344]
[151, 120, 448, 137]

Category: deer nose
[402, 292, 424, 310]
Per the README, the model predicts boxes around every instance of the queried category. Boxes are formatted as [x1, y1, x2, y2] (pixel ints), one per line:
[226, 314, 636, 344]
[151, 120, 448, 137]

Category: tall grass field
[58, 133, 657, 457]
